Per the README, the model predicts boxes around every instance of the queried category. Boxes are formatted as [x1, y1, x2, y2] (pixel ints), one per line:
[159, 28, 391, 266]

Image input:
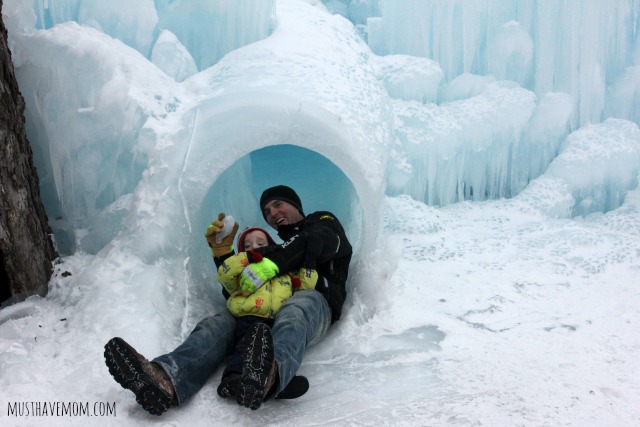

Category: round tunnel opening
[189, 144, 365, 293]
[249, 144, 356, 228]
[207, 144, 361, 242]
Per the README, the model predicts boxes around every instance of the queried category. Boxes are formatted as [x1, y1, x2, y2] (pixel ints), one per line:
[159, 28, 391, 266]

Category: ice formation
[1, 0, 640, 425]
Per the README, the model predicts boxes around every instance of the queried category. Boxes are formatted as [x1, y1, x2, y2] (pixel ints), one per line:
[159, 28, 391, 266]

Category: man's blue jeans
[153, 290, 331, 403]
[153, 310, 236, 404]
[272, 290, 331, 395]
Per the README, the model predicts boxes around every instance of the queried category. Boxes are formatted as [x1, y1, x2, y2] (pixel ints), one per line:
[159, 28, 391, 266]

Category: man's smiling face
[263, 199, 304, 229]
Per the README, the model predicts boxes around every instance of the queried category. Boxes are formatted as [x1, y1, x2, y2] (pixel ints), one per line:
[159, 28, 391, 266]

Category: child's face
[243, 230, 269, 251]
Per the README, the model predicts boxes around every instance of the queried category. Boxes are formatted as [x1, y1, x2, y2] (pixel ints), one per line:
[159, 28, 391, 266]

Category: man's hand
[205, 213, 239, 257]
[240, 257, 279, 293]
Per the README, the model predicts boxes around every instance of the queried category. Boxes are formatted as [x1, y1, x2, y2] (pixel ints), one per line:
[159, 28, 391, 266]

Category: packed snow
[1, 0, 640, 426]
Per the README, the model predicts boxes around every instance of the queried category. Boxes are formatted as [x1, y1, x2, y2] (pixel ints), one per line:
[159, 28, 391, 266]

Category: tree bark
[0, 0, 58, 307]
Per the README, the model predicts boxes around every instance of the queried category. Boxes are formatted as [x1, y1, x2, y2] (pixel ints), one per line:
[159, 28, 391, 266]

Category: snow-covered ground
[2, 192, 639, 426]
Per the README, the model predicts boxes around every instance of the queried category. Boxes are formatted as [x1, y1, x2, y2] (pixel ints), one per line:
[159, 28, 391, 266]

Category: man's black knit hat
[260, 185, 304, 219]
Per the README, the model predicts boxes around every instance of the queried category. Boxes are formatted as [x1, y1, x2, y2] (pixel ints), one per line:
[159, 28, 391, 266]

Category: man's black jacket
[214, 211, 352, 322]
[265, 211, 352, 322]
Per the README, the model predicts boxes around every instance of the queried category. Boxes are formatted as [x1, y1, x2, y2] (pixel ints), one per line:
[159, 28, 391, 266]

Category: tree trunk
[0, 0, 58, 307]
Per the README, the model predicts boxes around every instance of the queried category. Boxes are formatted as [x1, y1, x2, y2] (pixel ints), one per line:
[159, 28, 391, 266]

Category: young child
[215, 226, 317, 398]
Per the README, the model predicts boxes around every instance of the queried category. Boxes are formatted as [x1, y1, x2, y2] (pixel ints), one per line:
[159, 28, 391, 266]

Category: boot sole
[104, 337, 173, 415]
[237, 323, 274, 410]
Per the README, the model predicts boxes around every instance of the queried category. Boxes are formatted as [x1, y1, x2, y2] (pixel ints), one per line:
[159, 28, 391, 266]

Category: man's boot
[104, 337, 177, 415]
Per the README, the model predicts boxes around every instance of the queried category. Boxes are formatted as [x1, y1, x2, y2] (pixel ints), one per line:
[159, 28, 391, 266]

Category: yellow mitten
[205, 213, 239, 257]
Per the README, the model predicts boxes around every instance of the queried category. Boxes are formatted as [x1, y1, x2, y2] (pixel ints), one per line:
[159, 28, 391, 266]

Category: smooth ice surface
[1, 0, 640, 426]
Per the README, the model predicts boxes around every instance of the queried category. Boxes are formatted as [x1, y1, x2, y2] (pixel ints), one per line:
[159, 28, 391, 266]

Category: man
[103, 185, 352, 413]
[235, 185, 353, 409]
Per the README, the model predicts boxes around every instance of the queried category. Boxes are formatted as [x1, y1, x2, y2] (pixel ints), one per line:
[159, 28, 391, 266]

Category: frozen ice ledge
[10, 0, 640, 270]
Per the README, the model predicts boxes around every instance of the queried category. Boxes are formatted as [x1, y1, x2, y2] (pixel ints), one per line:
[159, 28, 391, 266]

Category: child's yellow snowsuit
[217, 252, 318, 319]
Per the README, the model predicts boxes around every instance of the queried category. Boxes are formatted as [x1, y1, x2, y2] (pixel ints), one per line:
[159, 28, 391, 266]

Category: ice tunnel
[175, 0, 392, 287]
[180, 91, 388, 287]
[11, 0, 393, 298]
